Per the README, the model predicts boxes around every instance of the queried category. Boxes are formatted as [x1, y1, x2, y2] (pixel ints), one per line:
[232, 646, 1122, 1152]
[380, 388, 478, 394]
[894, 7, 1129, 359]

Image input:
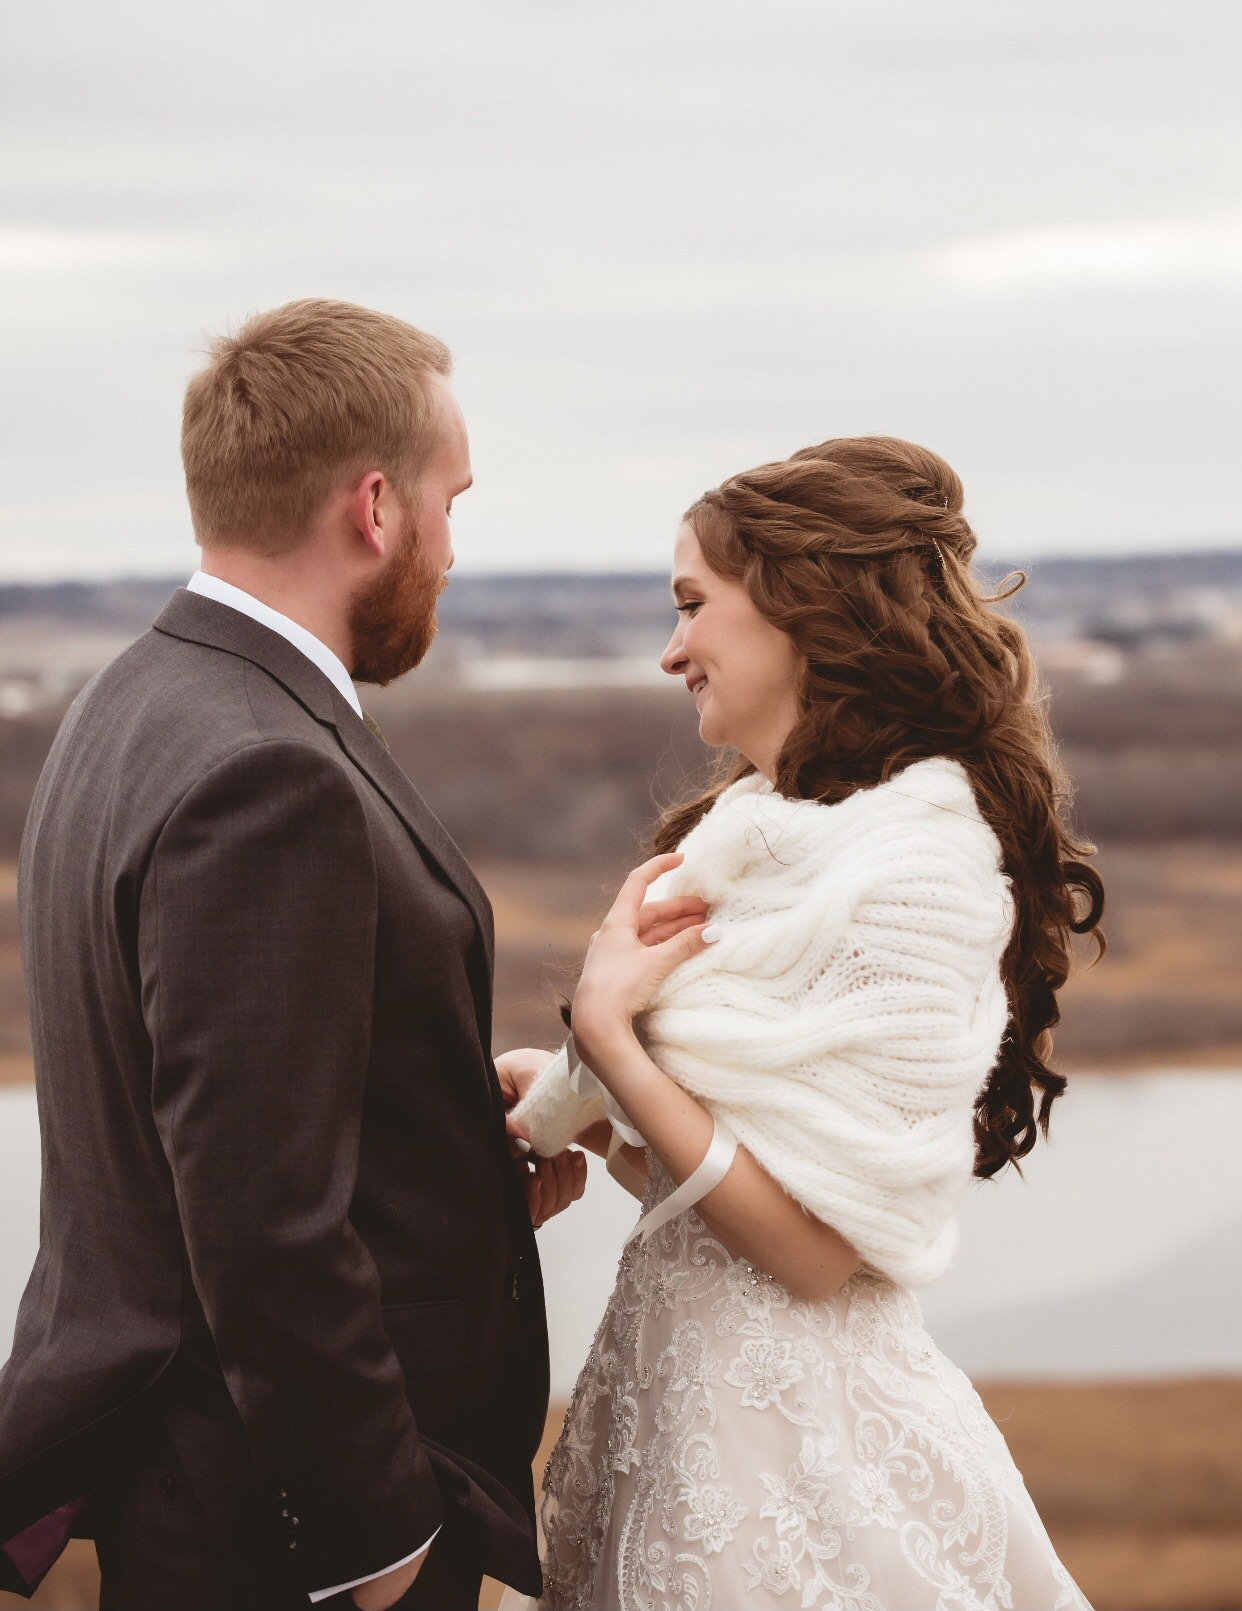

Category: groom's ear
[347, 470, 390, 559]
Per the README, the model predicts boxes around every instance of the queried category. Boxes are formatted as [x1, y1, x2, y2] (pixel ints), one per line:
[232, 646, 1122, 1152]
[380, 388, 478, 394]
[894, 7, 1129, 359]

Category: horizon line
[3, 540, 1242, 593]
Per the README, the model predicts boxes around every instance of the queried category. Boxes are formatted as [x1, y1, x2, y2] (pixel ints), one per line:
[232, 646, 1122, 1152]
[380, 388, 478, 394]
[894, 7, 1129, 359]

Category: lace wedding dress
[529, 1159, 1090, 1611]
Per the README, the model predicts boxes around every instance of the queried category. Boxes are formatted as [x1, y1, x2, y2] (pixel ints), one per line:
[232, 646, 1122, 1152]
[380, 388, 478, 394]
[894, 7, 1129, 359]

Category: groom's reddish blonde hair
[182, 298, 452, 554]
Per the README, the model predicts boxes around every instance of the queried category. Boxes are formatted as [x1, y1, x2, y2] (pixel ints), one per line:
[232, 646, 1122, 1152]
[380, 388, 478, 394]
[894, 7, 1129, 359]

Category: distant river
[3, 1073, 1240, 1395]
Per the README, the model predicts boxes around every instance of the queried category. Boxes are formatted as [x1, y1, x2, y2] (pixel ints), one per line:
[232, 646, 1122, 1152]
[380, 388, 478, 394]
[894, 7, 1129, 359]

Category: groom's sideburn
[0, 589, 548, 1609]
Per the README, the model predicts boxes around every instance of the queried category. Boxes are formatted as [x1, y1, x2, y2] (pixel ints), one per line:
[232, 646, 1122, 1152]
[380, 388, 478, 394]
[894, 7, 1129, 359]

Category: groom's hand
[494, 1046, 556, 1109]
[496, 1048, 588, 1227]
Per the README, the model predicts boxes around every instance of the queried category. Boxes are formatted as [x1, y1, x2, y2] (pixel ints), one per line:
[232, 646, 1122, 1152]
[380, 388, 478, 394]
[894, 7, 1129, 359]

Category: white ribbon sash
[564, 1033, 738, 1244]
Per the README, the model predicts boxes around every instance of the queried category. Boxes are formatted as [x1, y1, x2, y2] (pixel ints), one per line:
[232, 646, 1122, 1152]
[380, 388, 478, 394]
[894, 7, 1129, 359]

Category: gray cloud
[2, 0, 1239, 580]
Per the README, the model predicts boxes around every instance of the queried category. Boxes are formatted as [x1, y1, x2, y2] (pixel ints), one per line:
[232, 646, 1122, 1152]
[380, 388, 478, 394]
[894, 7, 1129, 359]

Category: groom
[0, 300, 564, 1609]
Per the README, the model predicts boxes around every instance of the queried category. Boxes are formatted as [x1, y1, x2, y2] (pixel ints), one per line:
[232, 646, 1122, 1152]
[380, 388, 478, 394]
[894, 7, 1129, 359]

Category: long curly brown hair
[652, 435, 1104, 1179]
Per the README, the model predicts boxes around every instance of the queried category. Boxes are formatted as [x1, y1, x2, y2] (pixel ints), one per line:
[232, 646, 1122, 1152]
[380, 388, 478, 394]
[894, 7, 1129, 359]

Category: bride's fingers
[639, 914, 710, 947]
[636, 896, 709, 939]
[650, 920, 719, 970]
[551, 1149, 586, 1216]
[557, 1149, 584, 1212]
[531, 1150, 586, 1226]
[605, 854, 685, 929]
[638, 895, 708, 925]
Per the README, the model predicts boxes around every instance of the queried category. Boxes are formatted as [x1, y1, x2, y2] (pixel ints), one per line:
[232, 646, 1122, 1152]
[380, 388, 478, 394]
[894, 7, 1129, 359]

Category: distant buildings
[1, 550, 1240, 710]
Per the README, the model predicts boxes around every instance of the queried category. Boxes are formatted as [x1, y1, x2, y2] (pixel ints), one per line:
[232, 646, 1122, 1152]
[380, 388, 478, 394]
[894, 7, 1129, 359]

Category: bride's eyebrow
[670, 574, 706, 600]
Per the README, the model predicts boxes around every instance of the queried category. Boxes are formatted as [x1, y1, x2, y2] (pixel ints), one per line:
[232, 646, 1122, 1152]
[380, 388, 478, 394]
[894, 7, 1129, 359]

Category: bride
[504, 435, 1102, 1611]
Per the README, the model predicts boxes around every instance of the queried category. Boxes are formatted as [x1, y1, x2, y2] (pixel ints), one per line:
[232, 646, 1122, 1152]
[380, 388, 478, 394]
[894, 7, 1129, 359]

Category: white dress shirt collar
[186, 571, 363, 717]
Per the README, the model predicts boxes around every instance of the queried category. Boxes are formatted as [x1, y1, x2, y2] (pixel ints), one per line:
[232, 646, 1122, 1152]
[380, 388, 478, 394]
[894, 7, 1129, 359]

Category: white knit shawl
[513, 758, 1014, 1287]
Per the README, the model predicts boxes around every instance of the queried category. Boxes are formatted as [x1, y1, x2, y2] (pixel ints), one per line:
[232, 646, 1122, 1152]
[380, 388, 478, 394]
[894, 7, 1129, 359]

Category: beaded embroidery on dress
[535, 1159, 1090, 1611]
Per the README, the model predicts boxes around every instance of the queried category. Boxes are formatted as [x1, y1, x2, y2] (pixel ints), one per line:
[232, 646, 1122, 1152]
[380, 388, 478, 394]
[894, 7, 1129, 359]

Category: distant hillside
[1, 548, 1240, 654]
[0, 577, 180, 629]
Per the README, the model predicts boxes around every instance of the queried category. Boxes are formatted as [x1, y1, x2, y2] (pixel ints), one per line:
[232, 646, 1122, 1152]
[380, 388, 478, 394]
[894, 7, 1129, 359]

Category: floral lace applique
[538, 1161, 1090, 1611]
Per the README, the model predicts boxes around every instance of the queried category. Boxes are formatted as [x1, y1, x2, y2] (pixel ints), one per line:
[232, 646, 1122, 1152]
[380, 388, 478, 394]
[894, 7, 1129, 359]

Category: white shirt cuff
[307, 1527, 440, 1603]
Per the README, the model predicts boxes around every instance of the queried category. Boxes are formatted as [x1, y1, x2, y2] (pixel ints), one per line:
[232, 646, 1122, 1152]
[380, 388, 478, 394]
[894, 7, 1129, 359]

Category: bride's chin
[698, 713, 729, 748]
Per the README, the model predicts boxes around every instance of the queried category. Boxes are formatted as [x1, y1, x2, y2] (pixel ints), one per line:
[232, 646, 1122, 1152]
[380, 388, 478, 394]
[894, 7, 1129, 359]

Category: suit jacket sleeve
[140, 737, 443, 1593]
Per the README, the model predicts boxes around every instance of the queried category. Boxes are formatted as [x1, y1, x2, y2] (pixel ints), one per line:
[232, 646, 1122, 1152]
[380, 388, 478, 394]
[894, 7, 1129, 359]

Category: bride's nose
[660, 628, 688, 677]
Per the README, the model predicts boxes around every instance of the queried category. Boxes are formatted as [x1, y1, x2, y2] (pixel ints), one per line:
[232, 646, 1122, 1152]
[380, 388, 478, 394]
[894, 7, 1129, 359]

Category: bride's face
[659, 522, 802, 781]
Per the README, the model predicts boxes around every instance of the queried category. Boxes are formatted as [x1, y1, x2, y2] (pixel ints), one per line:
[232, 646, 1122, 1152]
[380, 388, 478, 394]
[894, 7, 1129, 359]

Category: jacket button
[159, 1475, 177, 1501]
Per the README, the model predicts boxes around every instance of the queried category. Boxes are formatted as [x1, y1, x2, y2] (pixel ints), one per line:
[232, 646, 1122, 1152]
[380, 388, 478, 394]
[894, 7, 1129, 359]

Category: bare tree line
[3, 643, 1241, 868]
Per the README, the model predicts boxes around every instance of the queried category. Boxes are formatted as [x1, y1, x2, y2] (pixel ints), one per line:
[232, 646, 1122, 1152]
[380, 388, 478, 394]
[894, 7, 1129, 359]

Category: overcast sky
[2, 0, 1239, 582]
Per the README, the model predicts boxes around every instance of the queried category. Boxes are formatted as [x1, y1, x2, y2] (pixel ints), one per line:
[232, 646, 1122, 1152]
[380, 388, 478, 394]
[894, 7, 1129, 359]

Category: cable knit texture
[513, 757, 1013, 1287]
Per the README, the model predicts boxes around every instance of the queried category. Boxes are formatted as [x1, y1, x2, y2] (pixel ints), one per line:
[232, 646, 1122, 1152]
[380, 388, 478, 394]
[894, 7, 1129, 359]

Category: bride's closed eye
[675, 601, 703, 616]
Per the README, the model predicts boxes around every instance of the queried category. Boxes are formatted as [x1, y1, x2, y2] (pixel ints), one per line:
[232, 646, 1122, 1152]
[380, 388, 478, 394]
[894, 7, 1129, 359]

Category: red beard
[349, 503, 446, 686]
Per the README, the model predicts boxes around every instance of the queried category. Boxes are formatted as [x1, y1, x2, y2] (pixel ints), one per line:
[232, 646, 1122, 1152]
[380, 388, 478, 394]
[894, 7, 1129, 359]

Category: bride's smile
[660, 520, 801, 782]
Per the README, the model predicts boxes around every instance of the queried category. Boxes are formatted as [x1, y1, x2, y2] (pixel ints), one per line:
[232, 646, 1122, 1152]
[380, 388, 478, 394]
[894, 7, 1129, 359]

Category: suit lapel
[153, 588, 496, 1003]
[333, 709, 496, 990]
[336, 713, 498, 1105]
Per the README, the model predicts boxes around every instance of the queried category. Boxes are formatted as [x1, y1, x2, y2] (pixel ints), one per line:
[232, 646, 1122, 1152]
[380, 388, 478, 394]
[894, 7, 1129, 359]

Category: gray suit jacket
[0, 590, 547, 1598]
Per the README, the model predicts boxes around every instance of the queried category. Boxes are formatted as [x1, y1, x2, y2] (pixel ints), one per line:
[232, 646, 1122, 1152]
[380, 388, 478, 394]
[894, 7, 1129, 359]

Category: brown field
[482, 840, 1242, 1070]
[5, 838, 1241, 1083]
[3, 847, 1240, 1608]
[4, 640, 1242, 1076]
[3, 647, 1242, 1607]
[6, 1378, 1241, 1611]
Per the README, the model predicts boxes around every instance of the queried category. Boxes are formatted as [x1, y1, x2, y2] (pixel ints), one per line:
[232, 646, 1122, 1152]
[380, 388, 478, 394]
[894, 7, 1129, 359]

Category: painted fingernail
[701, 924, 723, 944]
[513, 1136, 532, 1154]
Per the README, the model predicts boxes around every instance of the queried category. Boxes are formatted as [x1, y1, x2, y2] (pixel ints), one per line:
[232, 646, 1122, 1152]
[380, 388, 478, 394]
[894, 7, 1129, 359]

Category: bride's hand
[636, 893, 710, 945]
[571, 853, 716, 1069]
